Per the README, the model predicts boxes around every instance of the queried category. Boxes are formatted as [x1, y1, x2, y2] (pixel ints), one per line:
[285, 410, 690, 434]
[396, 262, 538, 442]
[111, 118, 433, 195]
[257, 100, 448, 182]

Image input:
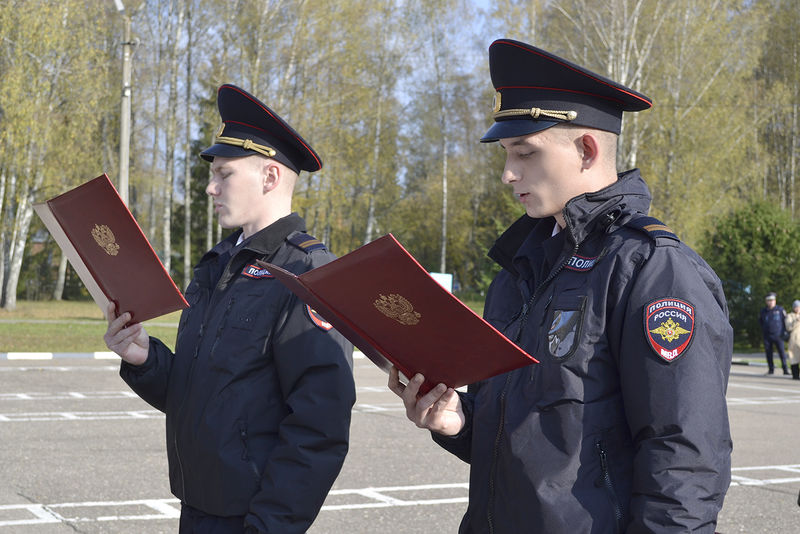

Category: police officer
[390, 39, 733, 533]
[104, 84, 355, 534]
[760, 291, 789, 374]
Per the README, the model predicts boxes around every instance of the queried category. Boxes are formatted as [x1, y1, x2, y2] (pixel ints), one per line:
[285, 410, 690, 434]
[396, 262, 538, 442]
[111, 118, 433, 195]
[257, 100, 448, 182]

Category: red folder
[34, 174, 188, 323]
[260, 234, 537, 394]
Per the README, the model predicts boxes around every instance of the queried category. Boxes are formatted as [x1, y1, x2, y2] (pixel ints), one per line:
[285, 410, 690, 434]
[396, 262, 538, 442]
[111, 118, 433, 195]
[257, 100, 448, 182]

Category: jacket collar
[489, 169, 651, 273]
[200, 212, 307, 264]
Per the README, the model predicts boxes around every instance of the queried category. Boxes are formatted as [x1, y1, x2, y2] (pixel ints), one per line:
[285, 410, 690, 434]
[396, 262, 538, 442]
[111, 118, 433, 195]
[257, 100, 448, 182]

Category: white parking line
[0, 468, 796, 529]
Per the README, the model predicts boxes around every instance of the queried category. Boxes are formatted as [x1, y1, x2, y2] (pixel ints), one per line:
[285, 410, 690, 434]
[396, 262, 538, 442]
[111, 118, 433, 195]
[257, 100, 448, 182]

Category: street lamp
[115, 0, 133, 205]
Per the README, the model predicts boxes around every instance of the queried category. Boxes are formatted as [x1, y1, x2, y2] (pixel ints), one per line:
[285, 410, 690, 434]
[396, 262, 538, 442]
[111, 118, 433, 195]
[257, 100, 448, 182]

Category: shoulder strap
[286, 231, 327, 253]
[624, 215, 680, 244]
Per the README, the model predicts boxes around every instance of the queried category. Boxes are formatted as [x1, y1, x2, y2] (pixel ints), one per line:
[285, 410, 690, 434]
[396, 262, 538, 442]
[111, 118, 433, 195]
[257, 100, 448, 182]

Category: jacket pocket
[238, 419, 262, 484]
[595, 439, 625, 534]
[544, 294, 587, 361]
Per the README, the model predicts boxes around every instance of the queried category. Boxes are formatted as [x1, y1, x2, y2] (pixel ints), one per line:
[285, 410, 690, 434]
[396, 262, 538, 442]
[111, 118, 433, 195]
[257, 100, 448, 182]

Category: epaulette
[625, 215, 680, 243]
[287, 232, 327, 253]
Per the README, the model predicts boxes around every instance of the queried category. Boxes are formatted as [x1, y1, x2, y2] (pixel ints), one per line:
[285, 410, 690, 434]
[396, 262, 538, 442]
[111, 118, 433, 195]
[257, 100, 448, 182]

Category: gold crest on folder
[92, 224, 120, 256]
[374, 293, 421, 326]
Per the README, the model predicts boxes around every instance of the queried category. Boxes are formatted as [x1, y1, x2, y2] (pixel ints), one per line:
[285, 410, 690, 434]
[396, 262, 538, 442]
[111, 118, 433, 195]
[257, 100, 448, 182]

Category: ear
[262, 162, 281, 193]
[578, 133, 600, 170]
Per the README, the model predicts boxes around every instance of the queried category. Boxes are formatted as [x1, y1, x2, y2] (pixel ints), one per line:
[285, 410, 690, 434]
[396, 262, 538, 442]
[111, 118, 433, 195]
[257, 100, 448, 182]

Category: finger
[387, 366, 405, 395]
[105, 321, 140, 349]
[104, 301, 117, 324]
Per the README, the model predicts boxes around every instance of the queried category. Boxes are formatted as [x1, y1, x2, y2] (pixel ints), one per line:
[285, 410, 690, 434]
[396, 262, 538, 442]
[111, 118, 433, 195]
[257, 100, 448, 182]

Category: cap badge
[492, 91, 502, 113]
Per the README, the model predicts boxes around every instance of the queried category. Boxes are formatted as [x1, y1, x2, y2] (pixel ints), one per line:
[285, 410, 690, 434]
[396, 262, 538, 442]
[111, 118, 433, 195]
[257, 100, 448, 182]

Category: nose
[205, 178, 218, 196]
[501, 161, 518, 185]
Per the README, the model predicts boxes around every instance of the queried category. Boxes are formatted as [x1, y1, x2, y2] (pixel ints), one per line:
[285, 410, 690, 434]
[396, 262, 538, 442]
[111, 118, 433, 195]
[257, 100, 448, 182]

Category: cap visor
[480, 119, 559, 143]
[199, 143, 254, 162]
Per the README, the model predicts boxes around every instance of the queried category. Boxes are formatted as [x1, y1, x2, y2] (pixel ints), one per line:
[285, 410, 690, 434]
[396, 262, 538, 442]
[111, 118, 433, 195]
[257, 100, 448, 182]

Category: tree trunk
[183, 4, 193, 288]
[162, 0, 185, 274]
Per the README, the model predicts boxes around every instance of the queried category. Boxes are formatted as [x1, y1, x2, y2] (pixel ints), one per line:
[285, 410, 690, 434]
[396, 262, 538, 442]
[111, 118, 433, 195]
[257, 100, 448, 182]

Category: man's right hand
[103, 302, 149, 366]
[387, 366, 465, 437]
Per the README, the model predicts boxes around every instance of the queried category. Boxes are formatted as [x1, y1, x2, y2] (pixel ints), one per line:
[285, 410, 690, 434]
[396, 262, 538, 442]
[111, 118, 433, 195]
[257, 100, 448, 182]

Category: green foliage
[701, 200, 800, 348]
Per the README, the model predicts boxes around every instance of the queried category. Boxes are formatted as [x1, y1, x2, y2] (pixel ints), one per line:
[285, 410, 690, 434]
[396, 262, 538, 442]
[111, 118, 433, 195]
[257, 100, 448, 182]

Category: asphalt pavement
[0, 355, 798, 533]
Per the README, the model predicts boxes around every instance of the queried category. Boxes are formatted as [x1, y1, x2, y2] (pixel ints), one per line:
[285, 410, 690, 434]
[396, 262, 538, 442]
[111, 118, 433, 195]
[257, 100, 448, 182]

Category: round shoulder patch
[306, 304, 333, 331]
[644, 298, 695, 363]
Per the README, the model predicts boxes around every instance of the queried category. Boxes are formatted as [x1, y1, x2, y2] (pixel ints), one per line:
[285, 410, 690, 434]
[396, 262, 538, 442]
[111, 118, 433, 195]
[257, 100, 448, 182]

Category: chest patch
[564, 254, 599, 272]
[241, 263, 274, 279]
[645, 298, 695, 363]
[306, 304, 333, 331]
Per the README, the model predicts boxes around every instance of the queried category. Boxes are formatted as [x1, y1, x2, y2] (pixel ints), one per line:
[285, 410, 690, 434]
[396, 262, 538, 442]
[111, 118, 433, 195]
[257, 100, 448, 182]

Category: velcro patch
[644, 298, 695, 362]
[564, 254, 599, 272]
[241, 263, 274, 279]
[306, 304, 332, 331]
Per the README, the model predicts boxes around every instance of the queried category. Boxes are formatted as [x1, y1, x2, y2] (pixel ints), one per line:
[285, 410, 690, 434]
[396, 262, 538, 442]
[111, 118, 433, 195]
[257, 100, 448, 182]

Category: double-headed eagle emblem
[91, 224, 120, 256]
[649, 318, 690, 343]
[374, 293, 421, 326]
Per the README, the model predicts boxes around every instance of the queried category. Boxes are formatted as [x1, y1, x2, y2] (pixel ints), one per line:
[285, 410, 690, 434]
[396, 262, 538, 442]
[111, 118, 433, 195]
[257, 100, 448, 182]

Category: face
[766, 298, 776, 309]
[499, 128, 585, 225]
[206, 155, 269, 237]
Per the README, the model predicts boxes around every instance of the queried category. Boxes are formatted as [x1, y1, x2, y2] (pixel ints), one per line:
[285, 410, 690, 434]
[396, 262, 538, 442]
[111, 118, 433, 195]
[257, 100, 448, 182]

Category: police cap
[201, 84, 322, 173]
[481, 39, 653, 142]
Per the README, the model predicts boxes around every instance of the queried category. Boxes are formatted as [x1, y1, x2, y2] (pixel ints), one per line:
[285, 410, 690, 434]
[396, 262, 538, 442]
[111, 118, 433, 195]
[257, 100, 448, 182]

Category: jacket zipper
[239, 421, 262, 482]
[486, 373, 511, 534]
[486, 222, 582, 530]
[596, 440, 624, 533]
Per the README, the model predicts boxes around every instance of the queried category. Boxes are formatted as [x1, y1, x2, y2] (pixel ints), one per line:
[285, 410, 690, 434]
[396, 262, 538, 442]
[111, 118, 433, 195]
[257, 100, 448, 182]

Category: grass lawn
[0, 300, 180, 353]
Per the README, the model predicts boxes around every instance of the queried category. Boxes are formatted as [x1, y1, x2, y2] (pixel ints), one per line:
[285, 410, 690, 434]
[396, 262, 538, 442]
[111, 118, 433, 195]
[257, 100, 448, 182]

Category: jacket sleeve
[430, 388, 476, 463]
[617, 242, 732, 533]
[244, 292, 355, 534]
[119, 337, 175, 413]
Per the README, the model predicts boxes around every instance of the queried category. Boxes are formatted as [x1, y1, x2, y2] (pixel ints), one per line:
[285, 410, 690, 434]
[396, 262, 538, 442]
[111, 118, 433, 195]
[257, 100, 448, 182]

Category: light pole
[115, 0, 133, 205]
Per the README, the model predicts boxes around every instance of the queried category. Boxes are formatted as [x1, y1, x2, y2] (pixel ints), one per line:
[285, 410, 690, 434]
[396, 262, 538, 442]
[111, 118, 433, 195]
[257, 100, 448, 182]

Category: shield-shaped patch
[547, 295, 586, 360]
[644, 297, 695, 363]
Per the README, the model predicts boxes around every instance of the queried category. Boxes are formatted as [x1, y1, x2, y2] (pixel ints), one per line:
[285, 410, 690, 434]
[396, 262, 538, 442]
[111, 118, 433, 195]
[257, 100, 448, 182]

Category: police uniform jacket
[760, 305, 786, 338]
[433, 170, 733, 533]
[120, 213, 355, 533]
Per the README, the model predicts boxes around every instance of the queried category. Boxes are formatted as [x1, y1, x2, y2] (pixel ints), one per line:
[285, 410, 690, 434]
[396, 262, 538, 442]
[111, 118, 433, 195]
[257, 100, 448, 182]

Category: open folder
[260, 234, 537, 394]
[34, 174, 188, 323]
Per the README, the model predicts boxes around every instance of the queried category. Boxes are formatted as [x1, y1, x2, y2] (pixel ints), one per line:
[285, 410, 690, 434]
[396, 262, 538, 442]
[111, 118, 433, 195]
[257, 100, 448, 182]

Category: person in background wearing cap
[784, 299, 800, 380]
[759, 292, 789, 375]
[389, 38, 733, 533]
[103, 84, 355, 534]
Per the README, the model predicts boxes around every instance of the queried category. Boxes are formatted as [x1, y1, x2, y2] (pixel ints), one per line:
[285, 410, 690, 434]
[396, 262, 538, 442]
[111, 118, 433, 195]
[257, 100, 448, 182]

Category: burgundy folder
[34, 174, 188, 323]
[260, 234, 537, 394]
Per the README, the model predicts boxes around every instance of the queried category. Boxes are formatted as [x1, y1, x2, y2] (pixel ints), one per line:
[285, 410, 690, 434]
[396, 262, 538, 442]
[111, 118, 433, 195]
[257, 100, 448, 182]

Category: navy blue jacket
[433, 170, 733, 533]
[760, 305, 786, 338]
[120, 214, 355, 533]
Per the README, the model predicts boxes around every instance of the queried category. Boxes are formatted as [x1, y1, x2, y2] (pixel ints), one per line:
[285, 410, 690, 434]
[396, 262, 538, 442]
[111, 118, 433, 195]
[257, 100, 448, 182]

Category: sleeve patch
[306, 304, 333, 331]
[644, 297, 695, 363]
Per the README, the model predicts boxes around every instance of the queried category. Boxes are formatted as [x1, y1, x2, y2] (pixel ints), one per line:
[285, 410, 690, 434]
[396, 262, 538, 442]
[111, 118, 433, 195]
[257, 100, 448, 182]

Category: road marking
[0, 391, 138, 401]
[0, 468, 797, 529]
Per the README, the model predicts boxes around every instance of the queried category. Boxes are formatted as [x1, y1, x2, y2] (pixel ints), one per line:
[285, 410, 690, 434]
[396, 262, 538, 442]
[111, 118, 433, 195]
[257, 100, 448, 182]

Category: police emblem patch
[241, 263, 274, 279]
[644, 298, 695, 362]
[306, 304, 333, 331]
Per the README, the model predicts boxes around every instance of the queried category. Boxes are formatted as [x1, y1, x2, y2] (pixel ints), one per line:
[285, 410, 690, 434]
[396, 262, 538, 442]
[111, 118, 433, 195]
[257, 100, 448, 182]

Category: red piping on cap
[220, 85, 322, 170]
[493, 40, 652, 108]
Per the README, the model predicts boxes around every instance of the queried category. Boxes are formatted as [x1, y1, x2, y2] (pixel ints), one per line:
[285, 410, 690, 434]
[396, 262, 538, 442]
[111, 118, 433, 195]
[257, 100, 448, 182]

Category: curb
[0, 352, 119, 360]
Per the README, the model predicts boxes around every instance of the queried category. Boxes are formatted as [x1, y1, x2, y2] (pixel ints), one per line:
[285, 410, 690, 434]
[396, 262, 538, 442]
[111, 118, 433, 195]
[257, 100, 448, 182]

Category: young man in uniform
[104, 84, 355, 534]
[389, 39, 733, 533]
